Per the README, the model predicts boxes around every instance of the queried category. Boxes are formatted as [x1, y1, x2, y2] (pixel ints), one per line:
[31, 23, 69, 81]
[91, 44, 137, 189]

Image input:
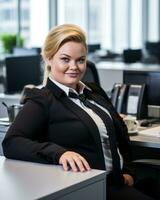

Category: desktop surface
[0, 156, 106, 200]
[129, 122, 160, 148]
[130, 133, 160, 149]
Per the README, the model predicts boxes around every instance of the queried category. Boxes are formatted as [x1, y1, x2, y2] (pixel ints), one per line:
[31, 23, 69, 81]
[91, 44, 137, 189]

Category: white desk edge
[0, 156, 106, 200]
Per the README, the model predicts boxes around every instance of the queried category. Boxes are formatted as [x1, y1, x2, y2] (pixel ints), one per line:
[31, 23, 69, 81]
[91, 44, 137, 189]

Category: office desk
[0, 156, 106, 200]
[130, 134, 160, 149]
[130, 133, 160, 160]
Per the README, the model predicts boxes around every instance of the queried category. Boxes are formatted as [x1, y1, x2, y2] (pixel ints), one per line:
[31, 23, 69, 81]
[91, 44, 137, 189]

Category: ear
[46, 58, 52, 66]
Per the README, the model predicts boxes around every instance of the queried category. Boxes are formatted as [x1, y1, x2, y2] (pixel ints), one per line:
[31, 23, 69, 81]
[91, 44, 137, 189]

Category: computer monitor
[123, 49, 142, 63]
[5, 55, 42, 94]
[145, 41, 160, 62]
[87, 44, 101, 53]
[123, 70, 160, 106]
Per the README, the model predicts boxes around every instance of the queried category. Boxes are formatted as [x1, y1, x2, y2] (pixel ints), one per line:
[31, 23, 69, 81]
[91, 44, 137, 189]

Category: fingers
[60, 158, 69, 171]
[59, 151, 91, 172]
[78, 155, 91, 171]
[123, 174, 134, 186]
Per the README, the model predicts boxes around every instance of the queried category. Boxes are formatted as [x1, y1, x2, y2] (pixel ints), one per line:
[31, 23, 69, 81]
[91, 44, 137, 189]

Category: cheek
[80, 65, 86, 74]
[50, 60, 64, 74]
[50, 65, 65, 82]
[51, 66, 63, 77]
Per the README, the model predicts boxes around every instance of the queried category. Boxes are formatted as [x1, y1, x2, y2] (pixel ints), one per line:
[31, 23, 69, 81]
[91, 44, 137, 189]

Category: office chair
[82, 60, 101, 86]
[132, 159, 160, 169]
[132, 159, 160, 199]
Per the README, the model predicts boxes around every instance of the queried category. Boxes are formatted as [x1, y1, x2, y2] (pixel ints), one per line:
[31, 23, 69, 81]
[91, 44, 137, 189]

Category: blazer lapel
[60, 96, 105, 162]
[85, 90, 115, 120]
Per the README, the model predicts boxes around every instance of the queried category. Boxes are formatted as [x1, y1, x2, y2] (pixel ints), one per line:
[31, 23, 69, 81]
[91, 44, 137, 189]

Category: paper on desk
[139, 126, 160, 137]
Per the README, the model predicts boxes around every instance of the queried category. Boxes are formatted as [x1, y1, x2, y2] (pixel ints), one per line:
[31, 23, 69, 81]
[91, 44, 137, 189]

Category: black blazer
[2, 78, 133, 177]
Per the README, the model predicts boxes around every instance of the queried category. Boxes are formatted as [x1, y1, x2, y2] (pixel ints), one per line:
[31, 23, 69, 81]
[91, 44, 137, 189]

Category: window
[88, 0, 105, 44]
[148, 0, 159, 41]
[57, 0, 111, 51]
[0, 0, 17, 34]
[130, 0, 143, 48]
[0, 0, 49, 48]
[29, 0, 49, 47]
[57, 0, 87, 33]
[0, 1, 160, 53]
[113, 0, 129, 52]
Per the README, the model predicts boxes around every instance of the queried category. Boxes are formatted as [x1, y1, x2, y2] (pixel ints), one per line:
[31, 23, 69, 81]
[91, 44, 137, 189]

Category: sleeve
[2, 88, 67, 164]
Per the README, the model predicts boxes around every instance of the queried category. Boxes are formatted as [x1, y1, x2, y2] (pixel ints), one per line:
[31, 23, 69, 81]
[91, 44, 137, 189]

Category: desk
[130, 134, 160, 149]
[130, 133, 160, 160]
[0, 156, 106, 200]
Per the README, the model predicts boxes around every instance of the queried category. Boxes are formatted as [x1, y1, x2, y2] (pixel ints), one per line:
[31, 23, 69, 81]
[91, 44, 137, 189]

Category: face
[48, 41, 87, 89]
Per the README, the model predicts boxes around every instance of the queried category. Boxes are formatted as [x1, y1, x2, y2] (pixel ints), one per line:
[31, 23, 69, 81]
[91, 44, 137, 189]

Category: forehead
[57, 41, 87, 55]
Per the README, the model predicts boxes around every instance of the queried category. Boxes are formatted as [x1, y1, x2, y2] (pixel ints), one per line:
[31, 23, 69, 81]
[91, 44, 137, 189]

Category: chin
[66, 82, 78, 89]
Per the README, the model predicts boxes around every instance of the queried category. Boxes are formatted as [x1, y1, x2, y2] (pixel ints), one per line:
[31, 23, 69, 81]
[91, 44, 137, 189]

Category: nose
[70, 61, 78, 69]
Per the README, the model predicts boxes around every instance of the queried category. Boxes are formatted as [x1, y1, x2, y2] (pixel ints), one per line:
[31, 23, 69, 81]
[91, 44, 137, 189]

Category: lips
[65, 73, 80, 78]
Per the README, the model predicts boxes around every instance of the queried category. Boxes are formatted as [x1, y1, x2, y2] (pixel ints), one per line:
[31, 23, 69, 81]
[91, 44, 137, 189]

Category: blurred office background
[0, 0, 159, 54]
[0, 0, 160, 108]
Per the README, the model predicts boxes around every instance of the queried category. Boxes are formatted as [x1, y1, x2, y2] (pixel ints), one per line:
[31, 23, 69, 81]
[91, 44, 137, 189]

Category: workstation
[0, 0, 160, 199]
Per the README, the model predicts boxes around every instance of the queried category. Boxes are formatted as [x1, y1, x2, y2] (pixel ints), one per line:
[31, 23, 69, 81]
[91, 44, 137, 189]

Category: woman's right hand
[59, 151, 91, 172]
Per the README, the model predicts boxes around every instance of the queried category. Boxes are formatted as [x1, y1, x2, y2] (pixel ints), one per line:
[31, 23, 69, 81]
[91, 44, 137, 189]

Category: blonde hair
[41, 24, 87, 85]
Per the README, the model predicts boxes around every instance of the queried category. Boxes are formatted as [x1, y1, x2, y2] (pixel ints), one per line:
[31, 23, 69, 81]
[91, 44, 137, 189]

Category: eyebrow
[60, 54, 71, 57]
[60, 54, 86, 59]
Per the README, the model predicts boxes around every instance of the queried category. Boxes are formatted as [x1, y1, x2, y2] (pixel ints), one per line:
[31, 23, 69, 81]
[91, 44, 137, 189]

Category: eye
[78, 58, 86, 64]
[61, 57, 70, 63]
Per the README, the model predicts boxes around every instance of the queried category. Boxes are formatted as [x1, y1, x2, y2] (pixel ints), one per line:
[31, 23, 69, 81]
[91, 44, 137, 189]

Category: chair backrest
[5, 55, 42, 94]
[82, 60, 100, 86]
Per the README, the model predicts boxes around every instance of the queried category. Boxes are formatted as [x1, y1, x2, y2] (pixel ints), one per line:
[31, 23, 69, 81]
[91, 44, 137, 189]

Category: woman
[2, 24, 155, 200]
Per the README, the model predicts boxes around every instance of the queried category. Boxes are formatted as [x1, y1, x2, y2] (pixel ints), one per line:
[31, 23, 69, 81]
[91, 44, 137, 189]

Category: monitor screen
[5, 55, 42, 94]
[87, 44, 101, 53]
[123, 70, 160, 106]
[145, 41, 160, 61]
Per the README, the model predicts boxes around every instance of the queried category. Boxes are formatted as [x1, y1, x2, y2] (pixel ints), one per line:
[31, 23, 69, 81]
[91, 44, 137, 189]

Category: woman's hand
[123, 174, 134, 186]
[59, 151, 91, 172]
